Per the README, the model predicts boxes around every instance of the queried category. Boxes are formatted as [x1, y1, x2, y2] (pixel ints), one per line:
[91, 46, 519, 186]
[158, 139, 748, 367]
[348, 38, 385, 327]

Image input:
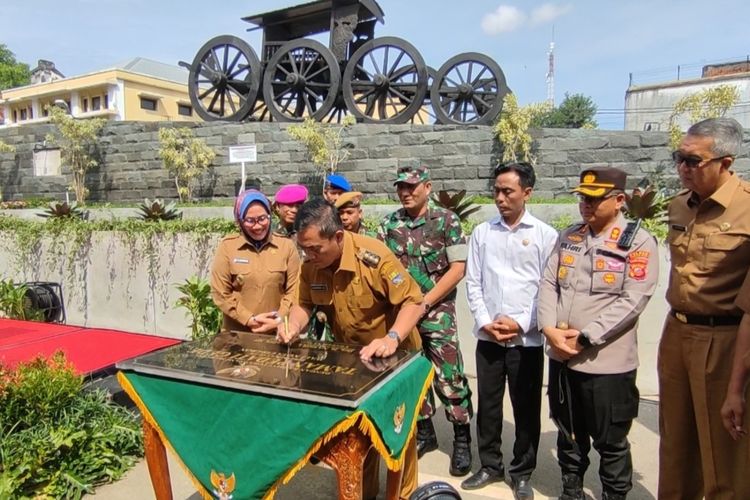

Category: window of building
[19, 109, 27, 120]
[140, 97, 157, 111]
[643, 122, 660, 131]
[178, 104, 193, 116]
[92, 96, 101, 111]
[12, 110, 17, 122]
[82, 98, 89, 113]
[104, 94, 109, 109]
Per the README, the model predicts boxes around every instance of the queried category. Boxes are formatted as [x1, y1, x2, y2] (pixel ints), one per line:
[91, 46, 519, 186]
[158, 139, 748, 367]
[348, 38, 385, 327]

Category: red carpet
[0, 319, 180, 375]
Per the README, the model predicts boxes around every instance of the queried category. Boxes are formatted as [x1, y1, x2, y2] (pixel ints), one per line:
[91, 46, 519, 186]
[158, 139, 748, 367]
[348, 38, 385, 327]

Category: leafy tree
[0, 44, 31, 90]
[45, 105, 106, 204]
[158, 127, 216, 202]
[493, 94, 552, 165]
[287, 115, 355, 193]
[536, 93, 598, 129]
[667, 84, 740, 149]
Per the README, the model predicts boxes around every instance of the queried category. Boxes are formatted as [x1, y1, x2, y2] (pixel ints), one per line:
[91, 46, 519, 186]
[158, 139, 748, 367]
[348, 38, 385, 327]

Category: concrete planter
[0, 231, 220, 339]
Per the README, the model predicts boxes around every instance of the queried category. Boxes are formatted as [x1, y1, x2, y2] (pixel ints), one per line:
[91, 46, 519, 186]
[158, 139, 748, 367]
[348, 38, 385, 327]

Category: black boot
[601, 491, 626, 500]
[416, 418, 438, 458]
[449, 423, 472, 476]
[559, 473, 584, 500]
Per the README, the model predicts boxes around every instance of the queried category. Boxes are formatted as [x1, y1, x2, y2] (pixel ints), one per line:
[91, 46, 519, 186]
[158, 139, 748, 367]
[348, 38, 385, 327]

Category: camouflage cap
[572, 166, 627, 198]
[394, 165, 430, 185]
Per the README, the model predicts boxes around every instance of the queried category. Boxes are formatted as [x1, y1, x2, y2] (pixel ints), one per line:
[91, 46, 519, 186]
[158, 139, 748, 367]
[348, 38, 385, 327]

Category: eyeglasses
[575, 193, 617, 205]
[672, 151, 732, 169]
[242, 214, 270, 226]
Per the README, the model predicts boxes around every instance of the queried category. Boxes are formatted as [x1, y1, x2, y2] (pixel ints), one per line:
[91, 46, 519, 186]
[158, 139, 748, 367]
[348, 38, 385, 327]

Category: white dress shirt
[466, 209, 558, 347]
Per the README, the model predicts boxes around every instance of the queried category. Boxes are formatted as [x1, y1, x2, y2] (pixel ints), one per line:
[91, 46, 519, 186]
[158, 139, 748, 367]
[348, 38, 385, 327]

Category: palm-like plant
[134, 198, 182, 222]
[624, 184, 668, 221]
[37, 201, 88, 220]
[431, 190, 481, 221]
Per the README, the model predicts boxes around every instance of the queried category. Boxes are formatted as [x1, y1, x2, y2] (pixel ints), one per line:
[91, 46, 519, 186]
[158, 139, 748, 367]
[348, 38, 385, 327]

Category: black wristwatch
[577, 333, 592, 349]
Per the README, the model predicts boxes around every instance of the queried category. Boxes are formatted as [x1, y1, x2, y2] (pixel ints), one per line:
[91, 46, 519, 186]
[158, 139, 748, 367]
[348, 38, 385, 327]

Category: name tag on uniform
[233, 258, 249, 264]
[670, 224, 686, 232]
[311, 283, 328, 291]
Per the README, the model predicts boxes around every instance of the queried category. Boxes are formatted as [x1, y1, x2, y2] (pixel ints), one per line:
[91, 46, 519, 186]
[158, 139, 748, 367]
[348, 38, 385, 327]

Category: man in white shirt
[461, 163, 557, 500]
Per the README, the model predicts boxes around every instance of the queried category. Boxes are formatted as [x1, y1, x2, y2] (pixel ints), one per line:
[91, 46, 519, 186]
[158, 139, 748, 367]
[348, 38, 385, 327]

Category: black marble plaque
[117, 331, 418, 408]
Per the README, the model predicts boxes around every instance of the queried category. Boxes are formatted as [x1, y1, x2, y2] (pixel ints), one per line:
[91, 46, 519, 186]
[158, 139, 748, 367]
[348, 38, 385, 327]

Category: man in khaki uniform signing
[538, 167, 658, 500]
[279, 198, 424, 500]
[659, 117, 750, 499]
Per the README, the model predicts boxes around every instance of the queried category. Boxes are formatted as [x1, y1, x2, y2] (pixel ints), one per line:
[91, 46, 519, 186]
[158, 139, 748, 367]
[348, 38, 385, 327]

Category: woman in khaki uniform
[210, 189, 300, 335]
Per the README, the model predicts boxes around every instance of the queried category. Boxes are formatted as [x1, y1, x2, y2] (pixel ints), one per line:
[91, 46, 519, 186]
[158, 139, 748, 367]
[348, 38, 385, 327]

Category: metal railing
[629, 55, 750, 87]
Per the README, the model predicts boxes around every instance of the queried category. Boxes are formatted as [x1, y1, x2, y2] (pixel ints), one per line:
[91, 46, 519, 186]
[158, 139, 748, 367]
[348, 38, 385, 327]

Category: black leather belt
[670, 310, 741, 327]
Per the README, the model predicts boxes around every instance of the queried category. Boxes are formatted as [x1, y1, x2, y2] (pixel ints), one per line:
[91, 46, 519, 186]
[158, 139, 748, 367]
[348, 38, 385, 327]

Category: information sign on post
[228, 145, 258, 194]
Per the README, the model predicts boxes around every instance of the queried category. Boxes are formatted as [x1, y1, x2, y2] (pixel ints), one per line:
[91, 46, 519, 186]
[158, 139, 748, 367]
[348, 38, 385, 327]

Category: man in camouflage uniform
[378, 165, 473, 476]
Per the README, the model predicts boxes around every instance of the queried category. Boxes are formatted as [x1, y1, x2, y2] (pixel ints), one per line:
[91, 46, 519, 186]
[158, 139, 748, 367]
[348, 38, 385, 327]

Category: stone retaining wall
[1, 122, 748, 202]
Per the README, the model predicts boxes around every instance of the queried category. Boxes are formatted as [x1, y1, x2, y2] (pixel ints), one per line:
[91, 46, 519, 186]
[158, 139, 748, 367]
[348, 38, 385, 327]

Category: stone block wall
[1, 122, 748, 202]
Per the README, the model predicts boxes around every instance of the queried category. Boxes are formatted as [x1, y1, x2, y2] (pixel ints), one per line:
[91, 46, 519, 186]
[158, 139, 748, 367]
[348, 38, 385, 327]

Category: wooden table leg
[319, 427, 370, 500]
[385, 467, 404, 500]
[143, 419, 173, 500]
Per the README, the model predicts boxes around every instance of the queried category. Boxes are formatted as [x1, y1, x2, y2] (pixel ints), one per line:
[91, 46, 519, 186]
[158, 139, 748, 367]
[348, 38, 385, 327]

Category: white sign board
[229, 145, 257, 163]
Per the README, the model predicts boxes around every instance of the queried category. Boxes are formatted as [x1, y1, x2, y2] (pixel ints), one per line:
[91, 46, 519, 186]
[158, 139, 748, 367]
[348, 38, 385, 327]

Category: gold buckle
[675, 312, 688, 323]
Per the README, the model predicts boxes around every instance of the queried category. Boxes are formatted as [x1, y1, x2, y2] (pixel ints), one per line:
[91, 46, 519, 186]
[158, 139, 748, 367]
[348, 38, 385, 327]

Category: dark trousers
[548, 360, 639, 496]
[475, 340, 543, 480]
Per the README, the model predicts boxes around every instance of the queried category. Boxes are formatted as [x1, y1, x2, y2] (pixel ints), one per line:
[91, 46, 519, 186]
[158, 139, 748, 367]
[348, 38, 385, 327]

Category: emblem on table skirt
[210, 470, 236, 500]
[393, 402, 406, 434]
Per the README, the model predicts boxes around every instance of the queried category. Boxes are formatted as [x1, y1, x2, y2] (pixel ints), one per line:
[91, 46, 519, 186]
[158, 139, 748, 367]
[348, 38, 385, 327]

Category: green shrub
[549, 214, 575, 232]
[0, 279, 43, 321]
[135, 198, 183, 222]
[431, 190, 481, 221]
[0, 352, 142, 498]
[176, 276, 222, 343]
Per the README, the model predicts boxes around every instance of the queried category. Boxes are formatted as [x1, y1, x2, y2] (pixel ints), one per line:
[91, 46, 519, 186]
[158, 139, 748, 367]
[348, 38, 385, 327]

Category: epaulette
[564, 223, 587, 234]
[357, 249, 381, 268]
[221, 233, 240, 242]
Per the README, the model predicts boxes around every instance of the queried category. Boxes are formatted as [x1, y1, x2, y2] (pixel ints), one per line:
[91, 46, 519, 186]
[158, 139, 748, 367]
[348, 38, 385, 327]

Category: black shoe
[601, 491, 626, 500]
[460, 468, 503, 490]
[416, 418, 438, 458]
[559, 473, 584, 500]
[449, 423, 472, 476]
[511, 478, 534, 500]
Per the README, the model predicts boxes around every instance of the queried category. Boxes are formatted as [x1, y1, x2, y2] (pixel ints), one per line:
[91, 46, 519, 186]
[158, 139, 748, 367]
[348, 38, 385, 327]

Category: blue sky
[3, 0, 749, 129]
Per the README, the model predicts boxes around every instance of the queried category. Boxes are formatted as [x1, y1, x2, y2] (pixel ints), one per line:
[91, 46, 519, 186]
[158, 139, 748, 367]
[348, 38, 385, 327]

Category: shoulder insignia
[357, 249, 381, 268]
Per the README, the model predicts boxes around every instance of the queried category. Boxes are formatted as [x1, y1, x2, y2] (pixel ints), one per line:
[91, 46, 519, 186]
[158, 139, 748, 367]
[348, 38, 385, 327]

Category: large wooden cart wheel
[396, 66, 437, 125]
[188, 35, 261, 121]
[431, 52, 510, 125]
[262, 39, 341, 122]
[342, 36, 428, 124]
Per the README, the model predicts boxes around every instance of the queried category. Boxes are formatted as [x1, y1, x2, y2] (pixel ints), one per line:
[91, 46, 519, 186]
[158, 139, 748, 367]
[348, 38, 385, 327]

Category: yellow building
[0, 57, 198, 127]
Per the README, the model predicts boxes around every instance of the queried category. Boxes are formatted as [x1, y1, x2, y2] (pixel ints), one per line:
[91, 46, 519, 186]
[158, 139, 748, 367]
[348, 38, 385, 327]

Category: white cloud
[530, 3, 573, 26]
[481, 5, 527, 35]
